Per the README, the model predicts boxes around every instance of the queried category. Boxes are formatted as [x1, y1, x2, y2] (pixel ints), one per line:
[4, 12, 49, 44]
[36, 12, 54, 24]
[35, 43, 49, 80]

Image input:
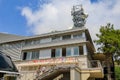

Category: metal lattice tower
[71, 5, 88, 28]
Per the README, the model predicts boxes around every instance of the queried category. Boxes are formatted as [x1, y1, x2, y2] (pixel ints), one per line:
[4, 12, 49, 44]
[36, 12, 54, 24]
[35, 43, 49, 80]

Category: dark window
[63, 35, 71, 40]
[23, 52, 27, 60]
[23, 52, 31, 60]
[79, 46, 83, 55]
[62, 48, 66, 57]
[52, 36, 61, 41]
[51, 49, 55, 57]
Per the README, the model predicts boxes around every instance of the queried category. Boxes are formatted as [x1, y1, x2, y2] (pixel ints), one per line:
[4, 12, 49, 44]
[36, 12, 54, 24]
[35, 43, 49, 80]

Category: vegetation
[115, 66, 120, 80]
[94, 23, 120, 80]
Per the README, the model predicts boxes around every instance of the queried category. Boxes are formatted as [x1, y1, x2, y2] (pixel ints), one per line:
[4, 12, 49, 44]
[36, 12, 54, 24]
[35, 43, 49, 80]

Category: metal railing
[88, 60, 102, 68]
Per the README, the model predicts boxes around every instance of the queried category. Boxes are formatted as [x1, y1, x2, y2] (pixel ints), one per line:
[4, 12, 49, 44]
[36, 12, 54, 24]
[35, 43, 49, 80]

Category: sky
[0, 0, 120, 41]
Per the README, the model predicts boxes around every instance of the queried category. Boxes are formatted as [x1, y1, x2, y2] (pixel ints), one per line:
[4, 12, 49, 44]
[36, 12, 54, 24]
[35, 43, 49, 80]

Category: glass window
[26, 52, 31, 60]
[73, 33, 82, 39]
[73, 47, 79, 56]
[23, 52, 31, 60]
[40, 49, 51, 59]
[52, 36, 61, 41]
[55, 48, 61, 57]
[31, 51, 39, 59]
[66, 47, 71, 56]
[25, 41, 32, 46]
[40, 38, 51, 43]
[63, 35, 71, 40]
[33, 40, 40, 45]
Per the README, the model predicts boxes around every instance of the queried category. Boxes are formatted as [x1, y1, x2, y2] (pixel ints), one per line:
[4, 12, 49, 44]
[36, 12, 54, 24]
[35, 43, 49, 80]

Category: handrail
[0, 70, 20, 75]
[53, 74, 63, 80]
[18, 60, 103, 80]
[35, 64, 78, 80]
[35, 60, 103, 80]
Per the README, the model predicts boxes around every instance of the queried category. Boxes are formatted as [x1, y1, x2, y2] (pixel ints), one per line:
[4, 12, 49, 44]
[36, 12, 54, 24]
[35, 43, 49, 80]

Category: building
[0, 33, 27, 61]
[0, 5, 104, 80]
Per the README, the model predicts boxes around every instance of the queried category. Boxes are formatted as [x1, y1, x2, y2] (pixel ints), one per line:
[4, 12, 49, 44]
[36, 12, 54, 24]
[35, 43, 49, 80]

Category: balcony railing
[15, 56, 103, 70]
[88, 60, 102, 68]
[35, 60, 103, 80]
[22, 38, 86, 50]
[17, 59, 103, 80]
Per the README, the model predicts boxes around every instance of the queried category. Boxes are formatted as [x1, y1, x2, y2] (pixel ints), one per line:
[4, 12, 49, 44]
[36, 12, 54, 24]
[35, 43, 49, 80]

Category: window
[33, 40, 40, 45]
[51, 48, 61, 57]
[51, 49, 55, 58]
[26, 52, 32, 60]
[73, 33, 82, 39]
[40, 49, 51, 59]
[55, 48, 61, 57]
[40, 38, 51, 43]
[66, 47, 72, 56]
[25, 41, 33, 46]
[73, 47, 79, 56]
[23, 52, 27, 60]
[23, 52, 31, 60]
[62, 48, 66, 57]
[52, 36, 61, 41]
[79, 46, 83, 55]
[31, 51, 39, 59]
[62, 35, 71, 40]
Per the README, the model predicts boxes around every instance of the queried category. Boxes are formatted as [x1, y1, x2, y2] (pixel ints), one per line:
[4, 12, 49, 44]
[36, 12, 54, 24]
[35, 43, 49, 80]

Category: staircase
[53, 74, 63, 80]
[35, 60, 104, 80]
[35, 64, 76, 80]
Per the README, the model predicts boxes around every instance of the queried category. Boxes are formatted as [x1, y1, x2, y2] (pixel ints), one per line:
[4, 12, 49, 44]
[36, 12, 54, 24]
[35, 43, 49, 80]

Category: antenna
[71, 5, 88, 28]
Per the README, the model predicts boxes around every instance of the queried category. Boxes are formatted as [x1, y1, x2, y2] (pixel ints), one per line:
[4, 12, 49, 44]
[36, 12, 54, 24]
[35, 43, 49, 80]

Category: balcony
[16, 60, 103, 80]
[22, 38, 86, 50]
[81, 60, 104, 78]
[15, 56, 87, 67]
[15, 56, 104, 80]
[36, 60, 104, 80]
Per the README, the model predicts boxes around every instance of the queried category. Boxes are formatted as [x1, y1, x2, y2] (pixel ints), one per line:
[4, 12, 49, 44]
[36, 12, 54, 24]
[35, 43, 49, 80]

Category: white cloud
[21, 0, 120, 41]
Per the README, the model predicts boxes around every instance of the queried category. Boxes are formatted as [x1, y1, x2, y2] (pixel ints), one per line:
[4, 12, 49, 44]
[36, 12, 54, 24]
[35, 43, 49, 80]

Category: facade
[0, 33, 27, 61]
[0, 5, 104, 80]
[0, 28, 104, 80]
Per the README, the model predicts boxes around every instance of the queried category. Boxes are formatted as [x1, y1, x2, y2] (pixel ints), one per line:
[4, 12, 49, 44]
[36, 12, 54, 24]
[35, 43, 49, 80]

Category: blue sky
[0, 0, 40, 35]
[0, 0, 120, 38]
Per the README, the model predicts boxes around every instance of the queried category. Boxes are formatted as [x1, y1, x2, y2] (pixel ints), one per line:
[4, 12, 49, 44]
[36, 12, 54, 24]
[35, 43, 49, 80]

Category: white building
[0, 5, 104, 80]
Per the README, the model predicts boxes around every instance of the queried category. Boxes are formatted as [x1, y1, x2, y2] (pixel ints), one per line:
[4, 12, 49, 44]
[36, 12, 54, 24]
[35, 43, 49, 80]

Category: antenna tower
[71, 5, 88, 28]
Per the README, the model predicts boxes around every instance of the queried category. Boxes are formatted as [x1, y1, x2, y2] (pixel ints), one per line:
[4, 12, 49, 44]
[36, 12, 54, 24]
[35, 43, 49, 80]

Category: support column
[81, 73, 90, 80]
[70, 69, 75, 80]
[82, 32, 86, 38]
[83, 44, 87, 55]
[70, 68, 90, 80]
[70, 68, 81, 80]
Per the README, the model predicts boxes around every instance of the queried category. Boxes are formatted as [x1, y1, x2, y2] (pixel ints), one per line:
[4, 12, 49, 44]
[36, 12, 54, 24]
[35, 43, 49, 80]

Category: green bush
[115, 66, 120, 80]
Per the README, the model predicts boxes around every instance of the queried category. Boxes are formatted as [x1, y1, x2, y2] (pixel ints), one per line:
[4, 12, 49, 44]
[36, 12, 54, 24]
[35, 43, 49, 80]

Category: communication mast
[71, 5, 88, 28]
